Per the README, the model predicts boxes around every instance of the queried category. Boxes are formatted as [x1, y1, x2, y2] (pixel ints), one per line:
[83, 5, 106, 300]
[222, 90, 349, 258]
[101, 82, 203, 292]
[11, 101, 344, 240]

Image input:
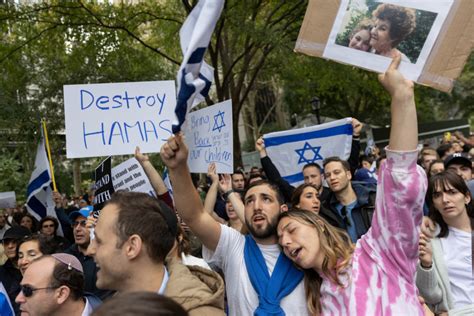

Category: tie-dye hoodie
[319, 149, 427, 315]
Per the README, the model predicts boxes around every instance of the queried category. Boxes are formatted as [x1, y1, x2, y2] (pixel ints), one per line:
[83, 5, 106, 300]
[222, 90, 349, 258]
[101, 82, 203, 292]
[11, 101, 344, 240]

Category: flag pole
[41, 119, 57, 191]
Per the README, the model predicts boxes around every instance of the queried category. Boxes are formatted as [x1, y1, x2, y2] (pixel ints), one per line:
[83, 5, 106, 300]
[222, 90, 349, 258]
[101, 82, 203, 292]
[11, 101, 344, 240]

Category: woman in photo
[277, 55, 427, 315]
[348, 19, 372, 52]
[370, 3, 416, 62]
[416, 171, 474, 315]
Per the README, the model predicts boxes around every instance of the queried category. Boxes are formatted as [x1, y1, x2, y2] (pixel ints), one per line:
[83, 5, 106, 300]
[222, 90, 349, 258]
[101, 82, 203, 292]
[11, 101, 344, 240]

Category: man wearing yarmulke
[15, 253, 101, 316]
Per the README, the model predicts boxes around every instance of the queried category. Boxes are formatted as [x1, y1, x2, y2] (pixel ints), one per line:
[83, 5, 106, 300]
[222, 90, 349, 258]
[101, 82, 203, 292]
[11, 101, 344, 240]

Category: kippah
[51, 253, 84, 273]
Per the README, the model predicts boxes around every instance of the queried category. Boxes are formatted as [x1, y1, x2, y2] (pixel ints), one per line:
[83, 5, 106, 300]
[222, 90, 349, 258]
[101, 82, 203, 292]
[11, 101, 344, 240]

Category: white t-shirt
[203, 225, 309, 316]
[440, 226, 474, 309]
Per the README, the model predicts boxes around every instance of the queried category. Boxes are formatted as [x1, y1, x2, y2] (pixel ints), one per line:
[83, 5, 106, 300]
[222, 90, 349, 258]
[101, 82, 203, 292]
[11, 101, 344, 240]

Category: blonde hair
[279, 209, 354, 314]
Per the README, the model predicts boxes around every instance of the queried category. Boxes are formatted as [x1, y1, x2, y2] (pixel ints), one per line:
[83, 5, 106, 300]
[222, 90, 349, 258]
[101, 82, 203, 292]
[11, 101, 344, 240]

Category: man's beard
[245, 215, 278, 239]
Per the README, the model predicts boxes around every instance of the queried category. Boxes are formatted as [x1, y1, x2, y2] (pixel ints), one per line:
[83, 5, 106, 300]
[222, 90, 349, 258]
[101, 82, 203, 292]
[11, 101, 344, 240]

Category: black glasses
[20, 285, 58, 297]
[71, 220, 87, 228]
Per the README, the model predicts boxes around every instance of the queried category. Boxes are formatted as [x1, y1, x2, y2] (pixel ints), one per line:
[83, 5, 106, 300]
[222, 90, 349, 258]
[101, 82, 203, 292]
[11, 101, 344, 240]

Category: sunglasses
[20, 285, 58, 298]
[71, 220, 87, 228]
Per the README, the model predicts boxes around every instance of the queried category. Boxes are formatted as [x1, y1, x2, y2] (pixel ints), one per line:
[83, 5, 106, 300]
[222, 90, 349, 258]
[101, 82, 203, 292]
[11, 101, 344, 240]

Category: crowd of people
[1, 55, 473, 315]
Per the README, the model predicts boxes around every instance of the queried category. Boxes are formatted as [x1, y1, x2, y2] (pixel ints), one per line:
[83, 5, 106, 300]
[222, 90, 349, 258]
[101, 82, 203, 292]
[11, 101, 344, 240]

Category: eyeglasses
[71, 220, 87, 228]
[42, 224, 55, 228]
[20, 285, 58, 298]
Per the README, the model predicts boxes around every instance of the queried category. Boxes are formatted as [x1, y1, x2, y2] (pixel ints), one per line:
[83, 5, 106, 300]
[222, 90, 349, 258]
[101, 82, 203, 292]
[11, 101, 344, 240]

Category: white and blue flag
[264, 118, 353, 186]
[0, 282, 14, 316]
[172, 0, 225, 133]
[26, 133, 63, 235]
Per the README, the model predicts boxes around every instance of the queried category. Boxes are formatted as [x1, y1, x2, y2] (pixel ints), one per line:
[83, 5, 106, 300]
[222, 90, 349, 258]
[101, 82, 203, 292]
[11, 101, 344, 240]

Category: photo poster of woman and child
[322, 0, 454, 82]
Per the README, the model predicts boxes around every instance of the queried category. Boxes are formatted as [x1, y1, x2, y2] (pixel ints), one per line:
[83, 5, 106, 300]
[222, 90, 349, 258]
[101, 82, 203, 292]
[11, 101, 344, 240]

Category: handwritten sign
[0, 191, 16, 208]
[93, 157, 114, 210]
[64, 81, 176, 158]
[184, 100, 233, 174]
[111, 158, 156, 197]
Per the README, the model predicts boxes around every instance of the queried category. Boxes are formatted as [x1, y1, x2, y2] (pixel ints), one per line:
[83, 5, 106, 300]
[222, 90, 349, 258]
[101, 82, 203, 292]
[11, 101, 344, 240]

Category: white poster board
[64, 81, 177, 158]
[111, 158, 156, 197]
[0, 191, 16, 208]
[184, 100, 233, 174]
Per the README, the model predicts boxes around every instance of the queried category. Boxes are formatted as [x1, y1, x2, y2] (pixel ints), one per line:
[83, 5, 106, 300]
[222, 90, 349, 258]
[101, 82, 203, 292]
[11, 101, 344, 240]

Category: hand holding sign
[134, 146, 150, 164]
[378, 53, 414, 98]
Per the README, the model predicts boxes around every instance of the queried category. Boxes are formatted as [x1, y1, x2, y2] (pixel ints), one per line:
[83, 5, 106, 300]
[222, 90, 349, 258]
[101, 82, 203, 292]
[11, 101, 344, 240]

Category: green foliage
[0, 149, 29, 201]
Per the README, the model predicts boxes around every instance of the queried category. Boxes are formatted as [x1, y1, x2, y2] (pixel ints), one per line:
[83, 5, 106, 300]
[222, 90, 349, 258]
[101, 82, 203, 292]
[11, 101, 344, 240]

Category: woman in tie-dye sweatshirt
[277, 54, 427, 315]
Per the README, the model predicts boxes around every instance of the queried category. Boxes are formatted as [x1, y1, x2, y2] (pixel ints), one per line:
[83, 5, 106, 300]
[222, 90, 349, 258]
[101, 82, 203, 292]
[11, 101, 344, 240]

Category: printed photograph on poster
[323, 0, 454, 81]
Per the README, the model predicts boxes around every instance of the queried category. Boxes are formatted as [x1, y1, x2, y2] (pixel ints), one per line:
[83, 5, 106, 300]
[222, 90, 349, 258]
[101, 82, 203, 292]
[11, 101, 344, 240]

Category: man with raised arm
[161, 139, 309, 315]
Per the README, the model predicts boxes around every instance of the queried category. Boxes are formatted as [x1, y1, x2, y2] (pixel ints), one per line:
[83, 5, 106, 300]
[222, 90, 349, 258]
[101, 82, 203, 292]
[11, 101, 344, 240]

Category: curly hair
[278, 209, 354, 314]
[373, 3, 416, 47]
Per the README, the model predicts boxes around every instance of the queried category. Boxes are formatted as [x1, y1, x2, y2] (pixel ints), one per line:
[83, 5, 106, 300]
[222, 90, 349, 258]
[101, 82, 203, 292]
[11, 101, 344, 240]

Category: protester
[419, 148, 439, 174]
[370, 3, 416, 61]
[0, 210, 11, 240]
[444, 153, 472, 182]
[428, 159, 445, 178]
[167, 224, 211, 270]
[290, 184, 321, 213]
[92, 292, 188, 316]
[204, 163, 245, 233]
[17, 234, 58, 275]
[322, 156, 376, 242]
[277, 54, 427, 314]
[416, 171, 474, 315]
[39, 216, 71, 250]
[0, 226, 30, 314]
[88, 191, 225, 315]
[15, 253, 101, 316]
[161, 137, 309, 315]
[19, 213, 37, 233]
[65, 206, 111, 300]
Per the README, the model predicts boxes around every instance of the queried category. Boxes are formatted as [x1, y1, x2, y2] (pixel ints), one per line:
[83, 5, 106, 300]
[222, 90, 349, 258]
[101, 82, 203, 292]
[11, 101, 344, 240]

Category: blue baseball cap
[69, 205, 93, 221]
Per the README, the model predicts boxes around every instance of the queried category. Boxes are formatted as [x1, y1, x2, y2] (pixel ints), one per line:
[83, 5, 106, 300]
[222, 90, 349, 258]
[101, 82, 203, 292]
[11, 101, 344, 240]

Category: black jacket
[322, 182, 377, 240]
[0, 259, 21, 315]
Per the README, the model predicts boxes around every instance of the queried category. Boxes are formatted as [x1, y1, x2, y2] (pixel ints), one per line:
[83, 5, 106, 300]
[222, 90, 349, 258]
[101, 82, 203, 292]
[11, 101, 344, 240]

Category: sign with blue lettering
[184, 100, 233, 174]
[64, 81, 176, 158]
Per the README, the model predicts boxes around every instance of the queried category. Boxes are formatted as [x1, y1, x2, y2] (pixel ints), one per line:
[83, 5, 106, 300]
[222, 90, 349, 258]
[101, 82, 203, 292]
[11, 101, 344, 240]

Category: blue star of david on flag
[212, 110, 226, 132]
[295, 142, 323, 164]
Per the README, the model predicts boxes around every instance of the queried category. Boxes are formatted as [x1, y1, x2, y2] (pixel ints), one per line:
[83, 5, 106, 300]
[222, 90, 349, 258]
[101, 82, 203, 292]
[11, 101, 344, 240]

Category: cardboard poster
[64, 81, 176, 158]
[184, 100, 233, 174]
[296, 0, 473, 92]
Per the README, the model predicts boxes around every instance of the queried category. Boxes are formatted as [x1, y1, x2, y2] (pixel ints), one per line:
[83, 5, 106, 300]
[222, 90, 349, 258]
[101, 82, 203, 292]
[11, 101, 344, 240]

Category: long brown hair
[278, 209, 354, 314]
[426, 170, 474, 237]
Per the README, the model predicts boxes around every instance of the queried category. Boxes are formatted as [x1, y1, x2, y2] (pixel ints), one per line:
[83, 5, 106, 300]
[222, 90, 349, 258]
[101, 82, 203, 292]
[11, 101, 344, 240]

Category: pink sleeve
[360, 149, 427, 280]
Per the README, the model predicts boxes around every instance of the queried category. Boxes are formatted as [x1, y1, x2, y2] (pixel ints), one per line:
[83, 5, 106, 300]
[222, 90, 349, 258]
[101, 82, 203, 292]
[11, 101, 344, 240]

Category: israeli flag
[172, 0, 225, 133]
[26, 133, 63, 235]
[264, 118, 353, 186]
[0, 282, 14, 316]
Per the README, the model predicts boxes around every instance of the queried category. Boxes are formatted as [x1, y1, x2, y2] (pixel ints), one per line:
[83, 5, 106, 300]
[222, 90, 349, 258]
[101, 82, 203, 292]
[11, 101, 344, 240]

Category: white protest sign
[184, 100, 233, 174]
[111, 158, 156, 197]
[0, 191, 16, 208]
[64, 81, 177, 158]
